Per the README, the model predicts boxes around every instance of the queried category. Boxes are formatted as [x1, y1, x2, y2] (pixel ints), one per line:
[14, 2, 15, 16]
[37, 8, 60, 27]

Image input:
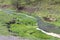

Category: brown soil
[43, 17, 56, 22]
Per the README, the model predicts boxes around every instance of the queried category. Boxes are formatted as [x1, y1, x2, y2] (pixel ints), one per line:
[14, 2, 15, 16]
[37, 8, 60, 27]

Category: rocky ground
[0, 36, 29, 40]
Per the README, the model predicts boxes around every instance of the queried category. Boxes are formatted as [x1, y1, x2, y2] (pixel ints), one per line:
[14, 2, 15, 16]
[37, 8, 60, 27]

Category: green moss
[10, 24, 52, 39]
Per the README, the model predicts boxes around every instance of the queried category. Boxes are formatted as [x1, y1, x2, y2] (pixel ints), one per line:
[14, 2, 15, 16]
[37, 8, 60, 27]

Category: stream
[0, 8, 60, 38]
[36, 16, 60, 38]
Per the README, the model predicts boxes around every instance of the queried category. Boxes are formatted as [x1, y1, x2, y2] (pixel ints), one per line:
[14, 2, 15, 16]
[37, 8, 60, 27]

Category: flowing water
[1, 8, 60, 38]
[36, 16, 60, 34]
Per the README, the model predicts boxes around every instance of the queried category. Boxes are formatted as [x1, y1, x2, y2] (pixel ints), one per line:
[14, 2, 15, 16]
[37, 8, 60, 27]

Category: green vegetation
[0, 11, 14, 35]
[9, 13, 51, 39]
[0, 11, 59, 40]
[10, 24, 52, 39]
[0, 0, 60, 40]
[8, 13, 60, 40]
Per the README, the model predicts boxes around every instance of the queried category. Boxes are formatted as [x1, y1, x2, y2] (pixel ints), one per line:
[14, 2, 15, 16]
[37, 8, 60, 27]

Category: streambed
[36, 16, 60, 34]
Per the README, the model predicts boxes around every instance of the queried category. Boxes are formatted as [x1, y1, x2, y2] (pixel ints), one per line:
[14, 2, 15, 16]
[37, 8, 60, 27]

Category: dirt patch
[0, 5, 13, 9]
[43, 17, 57, 22]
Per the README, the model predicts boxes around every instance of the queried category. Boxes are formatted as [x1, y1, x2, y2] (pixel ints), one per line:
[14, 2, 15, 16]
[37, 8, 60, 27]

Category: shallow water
[1, 8, 60, 34]
[36, 16, 60, 34]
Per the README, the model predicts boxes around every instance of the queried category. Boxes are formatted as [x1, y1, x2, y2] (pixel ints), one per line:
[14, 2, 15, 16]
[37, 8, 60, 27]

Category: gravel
[0, 36, 29, 40]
